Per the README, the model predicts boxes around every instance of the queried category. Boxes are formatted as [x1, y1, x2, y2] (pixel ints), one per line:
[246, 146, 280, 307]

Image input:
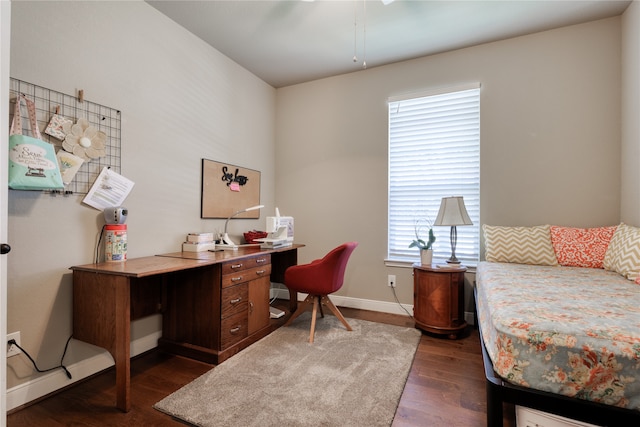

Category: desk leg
[113, 276, 131, 412]
[73, 272, 131, 412]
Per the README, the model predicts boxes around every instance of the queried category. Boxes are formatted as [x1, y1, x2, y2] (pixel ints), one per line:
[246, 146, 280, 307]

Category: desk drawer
[221, 311, 248, 349]
[221, 283, 248, 319]
[222, 264, 272, 288]
[221, 254, 271, 275]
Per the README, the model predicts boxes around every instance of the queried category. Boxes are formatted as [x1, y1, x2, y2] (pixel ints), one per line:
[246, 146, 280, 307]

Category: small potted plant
[409, 217, 436, 266]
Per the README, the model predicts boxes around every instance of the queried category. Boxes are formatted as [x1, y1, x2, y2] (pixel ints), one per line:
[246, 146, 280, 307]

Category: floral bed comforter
[476, 261, 640, 410]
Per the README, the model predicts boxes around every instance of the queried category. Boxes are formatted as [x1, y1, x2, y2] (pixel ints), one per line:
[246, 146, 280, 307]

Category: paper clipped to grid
[83, 167, 135, 211]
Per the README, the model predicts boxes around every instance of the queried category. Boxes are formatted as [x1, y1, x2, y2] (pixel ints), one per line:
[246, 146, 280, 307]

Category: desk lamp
[222, 204, 264, 247]
[433, 196, 472, 264]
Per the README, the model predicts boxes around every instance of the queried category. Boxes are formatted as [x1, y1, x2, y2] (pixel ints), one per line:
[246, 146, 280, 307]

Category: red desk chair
[283, 242, 358, 343]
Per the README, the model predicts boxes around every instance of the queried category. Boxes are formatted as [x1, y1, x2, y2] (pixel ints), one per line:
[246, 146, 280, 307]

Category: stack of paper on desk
[182, 232, 216, 251]
[254, 237, 292, 249]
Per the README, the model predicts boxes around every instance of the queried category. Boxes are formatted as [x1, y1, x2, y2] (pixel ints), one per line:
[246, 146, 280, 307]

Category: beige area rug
[154, 313, 421, 427]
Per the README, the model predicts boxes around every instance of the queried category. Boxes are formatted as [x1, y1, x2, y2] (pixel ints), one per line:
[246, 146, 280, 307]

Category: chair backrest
[324, 242, 358, 293]
[284, 241, 358, 295]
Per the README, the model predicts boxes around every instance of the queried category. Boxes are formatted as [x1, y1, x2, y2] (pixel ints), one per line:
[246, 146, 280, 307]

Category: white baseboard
[271, 287, 414, 316]
[6, 331, 161, 412]
[272, 287, 476, 326]
[465, 311, 475, 326]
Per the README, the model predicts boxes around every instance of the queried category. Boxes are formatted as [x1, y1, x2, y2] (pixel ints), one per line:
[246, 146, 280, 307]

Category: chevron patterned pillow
[483, 224, 558, 266]
[603, 223, 640, 284]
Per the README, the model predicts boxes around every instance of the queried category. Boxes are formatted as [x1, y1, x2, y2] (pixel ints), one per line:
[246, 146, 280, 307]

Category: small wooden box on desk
[412, 263, 467, 339]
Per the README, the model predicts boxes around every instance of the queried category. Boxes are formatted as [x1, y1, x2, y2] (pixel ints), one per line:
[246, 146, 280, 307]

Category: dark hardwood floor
[7, 305, 516, 426]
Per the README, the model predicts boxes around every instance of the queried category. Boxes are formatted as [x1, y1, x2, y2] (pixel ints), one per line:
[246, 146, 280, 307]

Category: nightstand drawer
[221, 283, 248, 319]
[220, 311, 248, 349]
[221, 264, 272, 288]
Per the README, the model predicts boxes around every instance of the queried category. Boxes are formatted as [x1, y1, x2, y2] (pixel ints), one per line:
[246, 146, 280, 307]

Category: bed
[476, 224, 640, 426]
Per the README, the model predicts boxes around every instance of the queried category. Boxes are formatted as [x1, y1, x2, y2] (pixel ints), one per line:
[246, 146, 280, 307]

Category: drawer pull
[230, 263, 243, 269]
[256, 270, 266, 275]
[230, 297, 242, 304]
[249, 301, 254, 314]
[256, 258, 267, 264]
[230, 326, 241, 334]
[231, 276, 243, 282]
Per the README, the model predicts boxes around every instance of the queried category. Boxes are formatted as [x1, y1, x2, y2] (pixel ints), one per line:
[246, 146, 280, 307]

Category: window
[387, 83, 480, 265]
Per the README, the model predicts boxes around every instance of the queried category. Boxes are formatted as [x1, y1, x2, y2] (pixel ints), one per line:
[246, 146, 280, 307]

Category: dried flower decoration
[62, 118, 106, 160]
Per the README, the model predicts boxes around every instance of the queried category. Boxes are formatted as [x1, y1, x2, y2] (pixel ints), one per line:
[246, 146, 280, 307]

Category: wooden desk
[71, 244, 302, 412]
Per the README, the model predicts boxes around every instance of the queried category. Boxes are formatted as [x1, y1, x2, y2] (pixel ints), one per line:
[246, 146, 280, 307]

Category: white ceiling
[147, 0, 632, 88]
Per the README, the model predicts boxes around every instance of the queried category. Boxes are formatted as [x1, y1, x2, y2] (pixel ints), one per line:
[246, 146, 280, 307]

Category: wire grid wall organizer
[9, 78, 121, 195]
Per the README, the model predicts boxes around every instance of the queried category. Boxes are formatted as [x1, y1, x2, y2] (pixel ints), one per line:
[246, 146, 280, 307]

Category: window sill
[385, 258, 477, 273]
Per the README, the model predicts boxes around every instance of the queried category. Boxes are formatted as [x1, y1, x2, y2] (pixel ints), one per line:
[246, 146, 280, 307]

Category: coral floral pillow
[549, 225, 617, 268]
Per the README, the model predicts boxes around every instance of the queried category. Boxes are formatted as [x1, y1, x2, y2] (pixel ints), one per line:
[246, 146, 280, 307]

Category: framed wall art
[201, 159, 261, 219]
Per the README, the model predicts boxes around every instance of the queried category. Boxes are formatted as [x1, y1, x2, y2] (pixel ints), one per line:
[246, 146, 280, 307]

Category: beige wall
[275, 17, 622, 307]
[8, 1, 276, 392]
[622, 0, 640, 224]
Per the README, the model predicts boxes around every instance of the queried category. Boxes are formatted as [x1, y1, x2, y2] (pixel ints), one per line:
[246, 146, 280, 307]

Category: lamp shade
[433, 197, 473, 226]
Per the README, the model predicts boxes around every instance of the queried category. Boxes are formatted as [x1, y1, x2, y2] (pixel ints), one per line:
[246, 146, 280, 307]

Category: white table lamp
[433, 196, 472, 264]
[222, 204, 264, 248]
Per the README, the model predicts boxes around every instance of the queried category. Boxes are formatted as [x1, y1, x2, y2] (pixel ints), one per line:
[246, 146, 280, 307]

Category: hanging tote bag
[8, 94, 64, 190]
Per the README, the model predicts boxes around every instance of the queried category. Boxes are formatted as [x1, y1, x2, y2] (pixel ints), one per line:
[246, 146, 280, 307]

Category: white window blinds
[388, 84, 480, 264]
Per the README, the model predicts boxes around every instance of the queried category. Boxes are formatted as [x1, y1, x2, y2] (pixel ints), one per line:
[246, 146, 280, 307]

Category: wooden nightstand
[412, 263, 467, 339]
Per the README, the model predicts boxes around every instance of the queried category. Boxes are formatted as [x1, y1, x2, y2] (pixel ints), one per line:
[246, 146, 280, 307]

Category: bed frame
[474, 288, 640, 427]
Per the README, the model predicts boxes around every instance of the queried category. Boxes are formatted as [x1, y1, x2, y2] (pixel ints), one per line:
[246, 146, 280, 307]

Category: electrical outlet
[388, 275, 396, 287]
[7, 332, 21, 357]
